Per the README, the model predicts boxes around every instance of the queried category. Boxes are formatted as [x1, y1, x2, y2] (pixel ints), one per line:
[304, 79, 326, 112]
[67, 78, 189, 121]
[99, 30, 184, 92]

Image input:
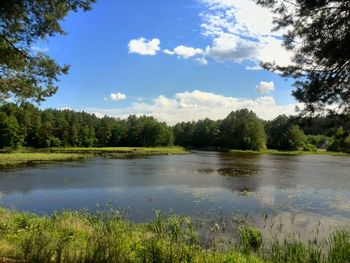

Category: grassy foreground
[0, 208, 262, 263]
[0, 208, 350, 263]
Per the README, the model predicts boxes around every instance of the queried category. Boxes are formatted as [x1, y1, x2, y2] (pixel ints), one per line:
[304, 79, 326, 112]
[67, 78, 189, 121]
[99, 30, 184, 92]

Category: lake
[1, 151, 350, 235]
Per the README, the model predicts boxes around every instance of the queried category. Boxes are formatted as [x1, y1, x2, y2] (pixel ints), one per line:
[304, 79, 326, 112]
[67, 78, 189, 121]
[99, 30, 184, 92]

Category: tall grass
[51, 146, 187, 154]
[0, 147, 187, 168]
[0, 208, 349, 262]
[0, 153, 89, 167]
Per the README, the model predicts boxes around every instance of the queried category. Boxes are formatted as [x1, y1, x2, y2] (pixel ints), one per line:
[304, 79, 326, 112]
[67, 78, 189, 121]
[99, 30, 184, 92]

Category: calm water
[1, 151, 350, 231]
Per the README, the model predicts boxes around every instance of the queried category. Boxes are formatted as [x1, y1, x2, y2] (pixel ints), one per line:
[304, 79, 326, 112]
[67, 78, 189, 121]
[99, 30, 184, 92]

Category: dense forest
[0, 103, 350, 153]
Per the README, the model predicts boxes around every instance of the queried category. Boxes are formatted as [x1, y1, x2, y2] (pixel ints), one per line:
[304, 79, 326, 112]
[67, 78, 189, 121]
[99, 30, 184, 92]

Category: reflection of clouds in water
[106, 187, 125, 194]
[255, 186, 276, 207]
[328, 199, 350, 212]
[285, 188, 304, 200]
[174, 186, 223, 195]
[257, 211, 350, 242]
[106, 185, 222, 204]
[171, 186, 223, 204]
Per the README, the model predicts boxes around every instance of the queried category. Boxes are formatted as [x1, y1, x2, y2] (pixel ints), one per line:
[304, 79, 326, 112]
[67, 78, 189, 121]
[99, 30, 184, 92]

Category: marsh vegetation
[0, 208, 349, 263]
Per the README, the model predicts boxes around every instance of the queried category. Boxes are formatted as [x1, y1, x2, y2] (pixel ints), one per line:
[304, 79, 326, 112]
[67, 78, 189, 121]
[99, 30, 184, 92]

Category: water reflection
[0, 151, 349, 231]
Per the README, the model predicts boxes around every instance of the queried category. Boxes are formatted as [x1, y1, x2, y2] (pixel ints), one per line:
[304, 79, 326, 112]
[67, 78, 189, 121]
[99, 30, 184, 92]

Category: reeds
[0, 208, 349, 263]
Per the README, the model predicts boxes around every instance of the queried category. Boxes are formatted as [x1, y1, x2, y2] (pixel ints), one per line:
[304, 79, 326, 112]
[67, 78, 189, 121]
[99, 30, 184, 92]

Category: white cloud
[205, 34, 258, 63]
[128, 38, 160, 55]
[93, 112, 105, 118]
[164, 45, 203, 59]
[126, 1, 293, 67]
[105, 92, 127, 101]
[163, 49, 175, 55]
[246, 65, 262, 71]
[196, 57, 208, 65]
[199, 0, 293, 66]
[87, 90, 298, 125]
[201, 0, 278, 37]
[256, 81, 275, 94]
[59, 107, 73, 111]
[31, 46, 49, 53]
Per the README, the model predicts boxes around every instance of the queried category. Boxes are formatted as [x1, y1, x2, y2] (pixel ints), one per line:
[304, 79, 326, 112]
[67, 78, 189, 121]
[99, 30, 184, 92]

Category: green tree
[0, 113, 24, 148]
[154, 122, 174, 146]
[110, 121, 127, 146]
[96, 117, 112, 146]
[328, 127, 350, 153]
[219, 109, 267, 151]
[79, 125, 95, 147]
[173, 122, 196, 147]
[192, 119, 220, 148]
[265, 115, 291, 150]
[125, 115, 143, 146]
[0, 0, 95, 103]
[256, 0, 350, 113]
[286, 125, 306, 151]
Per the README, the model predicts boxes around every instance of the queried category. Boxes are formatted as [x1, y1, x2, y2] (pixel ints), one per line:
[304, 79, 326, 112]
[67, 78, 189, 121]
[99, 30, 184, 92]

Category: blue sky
[37, 0, 298, 124]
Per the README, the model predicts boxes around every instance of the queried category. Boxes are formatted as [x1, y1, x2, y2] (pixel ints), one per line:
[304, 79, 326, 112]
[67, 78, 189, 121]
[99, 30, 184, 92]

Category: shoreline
[0, 147, 187, 168]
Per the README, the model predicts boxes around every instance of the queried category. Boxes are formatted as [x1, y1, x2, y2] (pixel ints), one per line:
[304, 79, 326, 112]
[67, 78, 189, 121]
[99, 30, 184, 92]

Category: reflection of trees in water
[218, 153, 305, 190]
[217, 152, 262, 194]
[217, 167, 258, 177]
[231, 180, 259, 194]
[255, 155, 302, 189]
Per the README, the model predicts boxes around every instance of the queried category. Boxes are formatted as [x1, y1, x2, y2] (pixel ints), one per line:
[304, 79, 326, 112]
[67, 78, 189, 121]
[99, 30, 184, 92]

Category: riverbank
[0, 208, 349, 263]
[50, 146, 187, 157]
[0, 147, 187, 168]
[0, 153, 89, 168]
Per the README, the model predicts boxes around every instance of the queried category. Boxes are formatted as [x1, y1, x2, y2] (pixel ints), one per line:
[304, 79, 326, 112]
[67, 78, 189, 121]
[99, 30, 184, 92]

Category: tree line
[0, 103, 350, 153]
[0, 103, 173, 148]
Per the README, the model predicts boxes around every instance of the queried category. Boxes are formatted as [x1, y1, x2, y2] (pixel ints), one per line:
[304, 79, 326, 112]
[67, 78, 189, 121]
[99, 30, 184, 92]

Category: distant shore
[1, 146, 349, 168]
[0, 147, 187, 168]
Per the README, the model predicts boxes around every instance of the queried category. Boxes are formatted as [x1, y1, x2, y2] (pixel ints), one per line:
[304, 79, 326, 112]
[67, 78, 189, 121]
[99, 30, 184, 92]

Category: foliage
[327, 128, 350, 153]
[0, 112, 24, 148]
[306, 135, 329, 149]
[264, 115, 292, 150]
[0, 103, 174, 148]
[239, 226, 263, 254]
[286, 125, 306, 151]
[174, 109, 266, 151]
[1, 103, 350, 153]
[328, 228, 350, 263]
[265, 117, 314, 151]
[256, 0, 350, 113]
[1, 208, 350, 262]
[0, 208, 264, 263]
[0, 0, 95, 103]
[219, 109, 267, 151]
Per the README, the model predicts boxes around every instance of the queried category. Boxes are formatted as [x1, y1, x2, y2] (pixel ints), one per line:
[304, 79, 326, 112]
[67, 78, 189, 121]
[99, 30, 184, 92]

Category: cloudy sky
[38, 0, 298, 124]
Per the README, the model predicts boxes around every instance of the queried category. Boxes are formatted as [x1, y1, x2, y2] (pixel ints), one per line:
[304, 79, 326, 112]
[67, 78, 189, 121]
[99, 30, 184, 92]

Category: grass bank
[0, 153, 89, 168]
[0, 147, 187, 167]
[50, 146, 188, 158]
[0, 208, 349, 263]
